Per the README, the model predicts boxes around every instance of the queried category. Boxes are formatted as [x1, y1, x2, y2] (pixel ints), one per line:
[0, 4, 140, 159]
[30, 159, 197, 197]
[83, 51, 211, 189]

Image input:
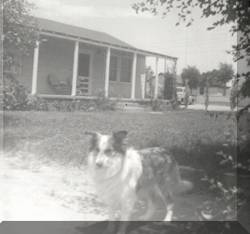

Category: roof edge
[35, 17, 177, 60]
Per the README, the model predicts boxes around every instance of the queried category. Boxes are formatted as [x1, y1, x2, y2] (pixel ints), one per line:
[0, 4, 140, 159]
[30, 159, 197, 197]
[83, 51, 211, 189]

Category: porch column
[164, 57, 167, 73]
[104, 47, 111, 98]
[131, 52, 137, 99]
[71, 41, 79, 96]
[154, 57, 159, 99]
[31, 40, 40, 95]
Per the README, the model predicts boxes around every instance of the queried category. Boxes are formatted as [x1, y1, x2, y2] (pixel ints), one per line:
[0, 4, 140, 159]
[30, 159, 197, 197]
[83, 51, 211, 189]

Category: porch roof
[37, 17, 177, 60]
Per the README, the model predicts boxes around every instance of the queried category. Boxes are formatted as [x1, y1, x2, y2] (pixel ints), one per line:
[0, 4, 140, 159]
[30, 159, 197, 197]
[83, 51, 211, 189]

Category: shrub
[151, 99, 174, 111]
[26, 95, 48, 111]
[94, 92, 116, 111]
[31, 95, 117, 112]
[195, 110, 250, 221]
[3, 74, 29, 110]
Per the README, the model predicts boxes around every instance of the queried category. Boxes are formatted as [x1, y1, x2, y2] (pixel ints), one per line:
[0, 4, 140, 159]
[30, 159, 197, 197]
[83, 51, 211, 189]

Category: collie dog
[86, 130, 192, 234]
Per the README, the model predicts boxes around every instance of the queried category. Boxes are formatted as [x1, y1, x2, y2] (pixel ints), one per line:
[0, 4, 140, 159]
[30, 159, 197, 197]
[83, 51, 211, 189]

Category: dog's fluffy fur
[86, 131, 192, 233]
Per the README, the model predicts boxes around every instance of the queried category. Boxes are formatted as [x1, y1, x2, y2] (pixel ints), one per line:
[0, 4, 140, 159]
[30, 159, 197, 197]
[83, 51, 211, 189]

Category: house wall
[18, 35, 146, 99]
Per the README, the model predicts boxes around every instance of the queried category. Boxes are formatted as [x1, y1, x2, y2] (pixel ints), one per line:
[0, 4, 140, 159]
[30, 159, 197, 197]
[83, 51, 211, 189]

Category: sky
[29, 0, 237, 75]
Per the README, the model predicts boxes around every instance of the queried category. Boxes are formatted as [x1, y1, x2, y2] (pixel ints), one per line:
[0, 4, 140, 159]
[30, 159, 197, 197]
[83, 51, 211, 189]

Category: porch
[26, 18, 177, 101]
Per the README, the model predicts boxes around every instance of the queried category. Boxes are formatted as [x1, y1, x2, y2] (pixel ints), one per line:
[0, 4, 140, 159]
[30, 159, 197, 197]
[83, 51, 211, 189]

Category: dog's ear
[85, 131, 99, 149]
[112, 131, 128, 153]
[113, 130, 128, 143]
[113, 130, 128, 144]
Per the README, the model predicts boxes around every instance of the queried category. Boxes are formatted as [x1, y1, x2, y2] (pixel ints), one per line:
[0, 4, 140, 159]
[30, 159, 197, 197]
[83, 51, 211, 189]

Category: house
[15, 17, 177, 101]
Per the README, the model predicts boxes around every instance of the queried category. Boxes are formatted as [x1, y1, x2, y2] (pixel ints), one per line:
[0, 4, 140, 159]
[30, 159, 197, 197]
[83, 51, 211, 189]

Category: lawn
[1, 110, 237, 221]
[2, 110, 236, 169]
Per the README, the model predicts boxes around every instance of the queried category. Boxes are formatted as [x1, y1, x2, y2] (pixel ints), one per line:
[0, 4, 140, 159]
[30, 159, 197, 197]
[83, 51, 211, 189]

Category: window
[120, 57, 132, 82]
[109, 56, 118, 81]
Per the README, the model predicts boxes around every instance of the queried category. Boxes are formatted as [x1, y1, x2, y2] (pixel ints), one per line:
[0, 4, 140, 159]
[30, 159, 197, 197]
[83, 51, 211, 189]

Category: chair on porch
[76, 76, 90, 95]
[47, 73, 71, 95]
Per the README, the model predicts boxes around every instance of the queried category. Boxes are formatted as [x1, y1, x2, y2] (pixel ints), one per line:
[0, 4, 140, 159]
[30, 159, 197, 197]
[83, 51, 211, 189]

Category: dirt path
[0, 153, 107, 221]
[1, 152, 211, 222]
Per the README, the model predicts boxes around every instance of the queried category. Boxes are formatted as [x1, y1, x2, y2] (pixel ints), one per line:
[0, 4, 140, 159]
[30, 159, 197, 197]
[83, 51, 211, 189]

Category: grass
[2, 110, 236, 170]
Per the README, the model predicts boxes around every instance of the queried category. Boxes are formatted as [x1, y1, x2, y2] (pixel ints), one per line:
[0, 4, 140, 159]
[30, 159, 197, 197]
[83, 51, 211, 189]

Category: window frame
[109, 54, 132, 83]
[109, 55, 119, 82]
[119, 56, 132, 83]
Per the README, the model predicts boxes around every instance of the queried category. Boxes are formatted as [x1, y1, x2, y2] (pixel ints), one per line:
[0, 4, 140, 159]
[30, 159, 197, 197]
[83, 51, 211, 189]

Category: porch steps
[116, 101, 152, 112]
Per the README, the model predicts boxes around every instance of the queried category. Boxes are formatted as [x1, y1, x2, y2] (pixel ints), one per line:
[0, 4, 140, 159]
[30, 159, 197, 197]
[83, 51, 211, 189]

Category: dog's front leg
[164, 203, 174, 221]
[105, 221, 116, 234]
[103, 210, 120, 234]
[117, 195, 136, 234]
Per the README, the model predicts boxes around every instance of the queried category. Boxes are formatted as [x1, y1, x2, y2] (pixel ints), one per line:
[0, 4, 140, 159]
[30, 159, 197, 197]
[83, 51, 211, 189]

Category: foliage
[200, 63, 234, 91]
[132, 0, 250, 98]
[33, 97, 116, 112]
[216, 63, 234, 87]
[3, 0, 39, 110]
[150, 99, 173, 111]
[94, 92, 117, 111]
[181, 66, 200, 90]
[3, 73, 29, 110]
[3, 0, 38, 69]
[3, 73, 48, 111]
[239, 75, 250, 97]
[26, 95, 49, 111]
[3, 86, 117, 111]
[132, 0, 250, 219]
[200, 69, 217, 88]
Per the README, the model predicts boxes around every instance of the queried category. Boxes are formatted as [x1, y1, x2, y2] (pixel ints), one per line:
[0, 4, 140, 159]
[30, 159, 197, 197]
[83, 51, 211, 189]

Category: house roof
[37, 17, 134, 49]
[37, 17, 177, 60]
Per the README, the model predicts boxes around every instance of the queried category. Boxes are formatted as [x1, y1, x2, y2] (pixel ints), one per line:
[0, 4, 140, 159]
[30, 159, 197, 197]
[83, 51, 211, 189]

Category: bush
[26, 95, 49, 111]
[151, 99, 173, 111]
[94, 92, 117, 111]
[3, 74, 29, 110]
[3, 77, 117, 112]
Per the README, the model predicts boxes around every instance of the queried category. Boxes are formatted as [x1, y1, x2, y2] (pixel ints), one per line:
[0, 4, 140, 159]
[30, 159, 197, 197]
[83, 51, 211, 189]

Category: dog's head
[86, 130, 128, 170]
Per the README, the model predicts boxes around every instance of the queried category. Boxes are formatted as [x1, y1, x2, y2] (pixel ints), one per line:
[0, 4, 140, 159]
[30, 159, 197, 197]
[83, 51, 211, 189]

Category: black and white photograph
[1, 0, 250, 233]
